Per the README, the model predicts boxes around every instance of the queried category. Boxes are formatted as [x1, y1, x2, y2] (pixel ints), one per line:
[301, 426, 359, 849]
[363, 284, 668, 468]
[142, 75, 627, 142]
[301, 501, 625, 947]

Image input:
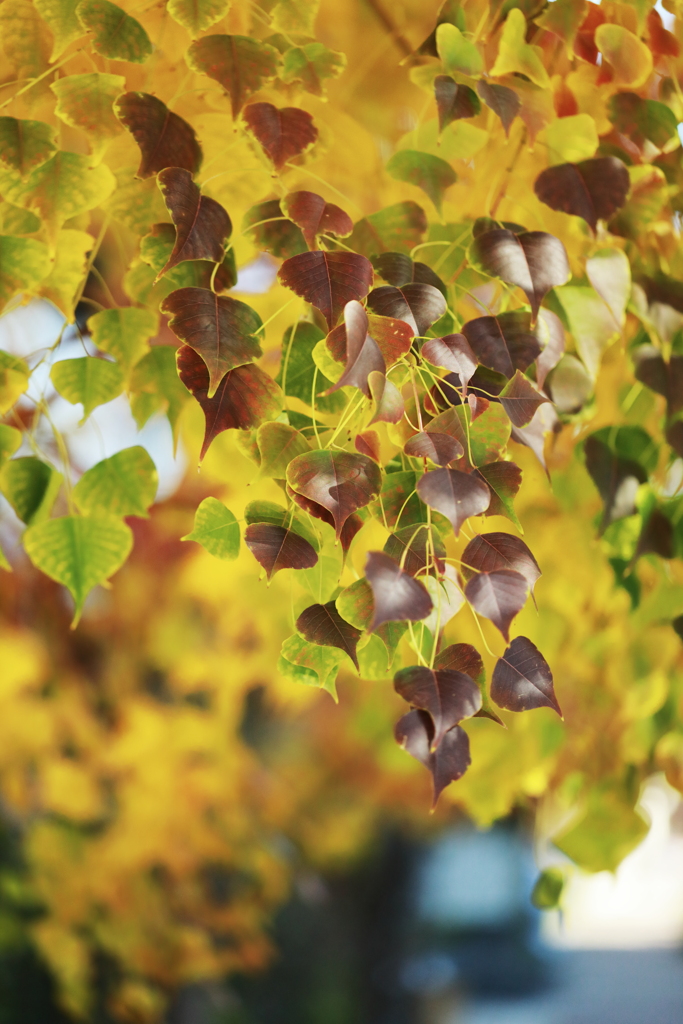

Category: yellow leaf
[543, 113, 598, 164]
[491, 9, 550, 88]
[39, 229, 94, 319]
[51, 73, 125, 161]
[594, 23, 653, 88]
[0, 0, 51, 80]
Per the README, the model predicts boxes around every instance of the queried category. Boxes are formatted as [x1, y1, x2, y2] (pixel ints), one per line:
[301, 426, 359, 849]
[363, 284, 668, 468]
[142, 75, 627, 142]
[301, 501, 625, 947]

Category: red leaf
[404, 431, 464, 466]
[243, 102, 318, 171]
[368, 371, 404, 424]
[468, 393, 489, 421]
[328, 313, 414, 367]
[470, 228, 570, 322]
[367, 283, 446, 336]
[422, 334, 478, 391]
[464, 569, 529, 641]
[187, 35, 279, 118]
[435, 76, 481, 133]
[534, 157, 630, 233]
[462, 311, 541, 379]
[177, 345, 281, 459]
[325, 300, 385, 398]
[282, 190, 353, 249]
[535, 308, 565, 389]
[355, 429, 381, 462]
[499, 370, 551, 427]
[297, 601, 362, 670]
[477, 81, 520, 136]
[286, 449, 381, 538]
[395, 709, 471, 807]
[461, 532, 541, 593]
[278, 250, 373, 329]
[417, 468, 490, 535]
[491, 636, 561, 715]
[394, 664, 481, 748]
[365, 550, 432, 630]
[156, 168, 231, 279]
[245, 522, 318, 579]
[115, 92, 202, 179]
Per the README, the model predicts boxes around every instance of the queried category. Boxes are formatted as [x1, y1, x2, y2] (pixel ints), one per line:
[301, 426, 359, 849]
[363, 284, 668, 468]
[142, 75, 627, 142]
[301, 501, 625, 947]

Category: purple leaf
[491, 636, 561, 715]
[464, 569, 529, 641]
[394, 664, 481, 748]
[417, 468, 491, 535]
[365, 550, 432, 630]
[296, 600, 362, 670]
[245, 522, 318, 579]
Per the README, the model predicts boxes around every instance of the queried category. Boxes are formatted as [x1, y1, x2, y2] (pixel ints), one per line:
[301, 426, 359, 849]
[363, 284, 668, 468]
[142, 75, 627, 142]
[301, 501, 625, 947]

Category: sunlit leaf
[491, 635, 561, 715]
[278, 250, 373, 329]
[76, 0, 151, 62]
[499, 370, 550, 427]
[73, 447, 157, 518]
[355, 429, 381, 463]
[490, 8, 550, 87]
[553, 786, 647, 873]
[0, 152, 115, 236]
[594, 23, 652, 87]
[367, 283, 446, 336]
[555, 285, 619, 379]
[436, 23, 483, 75]
[422, 334, 477, 389]
[462, 311, 541, 379]
[386, 150, 457, 214]
[0, 425, 21, 469]
[417, 467, 490, 536]
[278, 634, 343, 698]
[0, 457, 61, 524]
[461, 532, 540, 594]
[50, 357, 124, 419]
[167, 0, 228, 37]
[404, 431, 463, 466]
[365, 550, 432, 630]
[115, 93, 202, 179]
[465, 569, 528, 640]
[0, 117, 56, 177]
[243, 199, 307, 259]
[368, 371, 404, 424]
[281, 42, 346, 96]
[187, 35, 280, 118]
[534, 157, 630, 232]
[585, 248, 631, 331]
[470, 228, 570, 322]
[535, 308, 565, 390]
[271, 0, 320, 34]
[256, 422, 310, 478]
[287, 449, 381, 538]
[181, 497, 241, 560]
[39, 229, 93, 320]
[35, 0, 84, 58]
[325, 300, 384, 397]
[245, 522, 318, 579]
[0, 0, 51, 80]
[243, 102, 317, 171]
[0, 236, 50, 308]
[51, 73, 124, 160]
[88, 307, 157, 373]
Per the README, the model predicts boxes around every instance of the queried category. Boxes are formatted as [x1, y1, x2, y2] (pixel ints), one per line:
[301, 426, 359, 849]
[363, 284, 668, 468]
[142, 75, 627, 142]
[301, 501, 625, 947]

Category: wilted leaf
[499, 370, 550, 427]
[470, 228, 570, 322]
[476, 461, 523, 529]
[156, 168, 231, 279]
[365, 550, 432, 630]
[491, 636, 561, 715]
[404, 431, 463, 465]
[115, 93, 202, 179]
[0, 457, 61, 524]
[297, 600, 361, 670]
[386, 150, 457, 214]
[245, 522, 318, 578]
[89, 307, 157, 373]
[51, 73, 124, 160]
[281, 42, 346, 96]
[0, 117, 56, 177]
[167, 0, 228, 37]
[278, 250, 373, 329]
[243, 102, 317, 171]
[534, 157, 630, 232]
[490, 8, 550, 87]
[76, 0, 151, 62]
[23, 513, 133, 624]
[461, 532, 541, 595]
[394, 664, 481, 748]
[347, 202, 427, 257]
[287, 449, 381, 538]
[465, 569, 529, 640]
[422, 333, 478, 389]
[163, 287, 262, 397]
[462, 311, 541, 379]
[368, 371, 404, 424]
[73, 447, 157, 518]
[256, 422, 309, 478]
[395, 709, 471, 806]
[383, 524, 446, 577]
[367, 283, 446, 336]
[187, 35, 280, 118]
[477, 81, 520, 136]
[50, 357, 124, 419]
[417, 467, 491, 534]
[282, 191, 352, 250]
[0, 236, 50, 308]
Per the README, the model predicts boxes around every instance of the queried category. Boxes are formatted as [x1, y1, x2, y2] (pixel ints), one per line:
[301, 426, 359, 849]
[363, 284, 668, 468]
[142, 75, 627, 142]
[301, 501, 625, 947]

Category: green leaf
[0, 117, 57, 177]
[531, 868, 565, 910]
[256, 422, 310, 478]
[105, 167, 168, 235]
[167, 0, 228, 36]
[348, 201, 427, 257]
[0, 0, 51, 81]
[50, 357, 124, 419]
[281, 43, 346, 97]
[73, 447, 158, 518]
[51, 73, 125, 160]
[555, 284, 620, 379]
[271, 0, 320, 35]
[34, 0, 83, 58]
[182, 497, 240, 560]
[436, 23, 483, 75]
[278, 634, 343, 699]
[300, 523, 343, 604]
[0, 236, 51, 309]
[23, 513, 133, 625]
[0, 203, 41, 235]
[76, 0, 152, 62]
[490, 8, 550, 87]
[39, 229, 93, 320]
[553, 785, 648, 872]
[0, 425, 22, 467]
[88, 307, 158, 373]
[0, 350, 30, 413]
[386, 150, 457, 214]
[0, 457, 62, 524]
[129, 347, 188, 440]
[276, 321, 345, 414]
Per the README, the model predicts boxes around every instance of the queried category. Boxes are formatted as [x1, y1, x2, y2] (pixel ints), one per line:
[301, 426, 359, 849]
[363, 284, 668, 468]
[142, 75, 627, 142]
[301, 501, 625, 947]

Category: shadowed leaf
[281, 42, 346, 96]
[182, 497, 240, 560]
[246, 522, 318, 579]
[115, 93, 202, 179]
[394, 665, 481, 748]
[491, 636, 561, 715]
[434, 76, 481, 133]
[287, 487, 363, 553]
[243, 102, 317, 171]
[76, 0, 151, 62]
[35, 0, 84, 59]
[256, 422, 309, 478]
[0, 457, 61, 525]
[365, 550, 432, 630]
[534, 157, 630, 232]
[404, 431, 463, 465]
[435, 643, 504, 726]
[417, 468, 490, 535]
[129, 347, 189, 439]
[499, 370, 550, 427]
[347, 202, 427, 257]
[584, 434, 648, 528]
[279, 635, 343, 699]
[276, 321, 343, 413]
[464, 569, 529, 640]
[0, 117, 56, 177]
[462, 312, 541, 379]
[186, 35, 280, 118]
[383, 525, 446, 577]
[372, 252, 446, 296]
[386, 150, 457, 214]
[476, 462, 523, 529]
[50, 357, 123, 419]
[278, 250, 373, 329]
[282, 190, 353, 249]
[297, 600, 361, 670]
[287, 449, 381, 538]
[477, 81, 520, 136]
[325, 301, 384, 397]
[395, 709, 471, 807]
[328, 313, 414, 367]
[635, 508, 674, 561]
[367, 283, 446, 336]
[243, 199, 307, 259]
[336, 577, 406, 662]
[74, 447, 157, 518]
[0, 237, 50, 309]
[422, 334, 478, 390]
[461, 532, 541, 595]
[535, 308, 565, 389]
[470, 228, 570, 322]
[368, 371, 404, 424]
[156, 168, 231, 279]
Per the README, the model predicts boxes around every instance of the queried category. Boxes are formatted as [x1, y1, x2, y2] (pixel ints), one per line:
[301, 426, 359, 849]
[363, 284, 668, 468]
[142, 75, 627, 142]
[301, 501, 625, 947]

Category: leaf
[51, 73, 124, 160]
[245, 499, 318, 546]
[490, 8, 550, 87]
[156, 168, 231, 279]
[35, 0, 84, 58]
[347, 202, 427, 257]
[491, 635, 561, 715]
[386, 150, 457, 214]
[271, 0, 319, 35]
[0, 425, 21, 468]
[461, 532, 541, 595]
[138, 223, 236, 296]
[367, 283, 446, 337]
[167, 0, 228, 37]
[436, 23, 483, 75]
[76, 0, 151, 62]
[278, 250, 373, 329]
[246, 522, 318, 578]
[535, 308, 565, 390]
[279, 634, 343, 698]
[281, 42, 346, 97]
[434, 642, 504, 726]
[242, 199, 307, 259]
[394, 664, 481, 749]
[417, 467, 490, 535]
[162, 288, 262, 397]
[129, 347, 188, 438]
[394, 709, 471, 807]
[594, 23, 652, 88]
[256, 422, 309, 478]
[286, 487, 363, 555]
[499, 370, 550, 428]
[88, 307, 157, 373]
[186, 35, 280, 118]
[327, 312, 414, 368]
[296, 601, 361, 670]
[476, 462, 523, 529]
[355, 430, 381, 463]
[531, 868, 565, 911]
[276, 321, 342, 413]
[553, 786, 647, 873]
[462, 311, 541, 379]
[534, 157, 630, 233]
[404, 431, 463, 466]
[39, 229, 93, 319]
[325, 300, 384, 397]
[365, 550, 432, 630]
[176, 346, 282, 460]
[464, 569, 529, 641]
[422, 334, 478, 389]
[281, 191, 352, 250]
[115, 93, 202, 179]
[243, 102, 317, 171]
[73, 447, 157, 518]
[510, 402, 558, 473]
[434, 76, 481, 135]
[368, 371, 404, 424]
[0, 236, 51, 308]
[335, 577, 407, 661]
[50, 357, 124, 419]
[182, 497, 241, 560]
[23, 513, 133, 625]
[286, 449, 381, 538]
[470, 228, 570, 322]
[0, 0, 51, 79]
[0, 117, 56, 177]
[0, 457, 61, 524]
[585, 248, 631, 331]
[371, 252, 446, 296]
[383, 524, 446, 577]
[555, 285, 619, 379]
[428, 402, 511, 469]
[635, 509, 674, 561]
[584, 434, 648, 527]
[477, 81, 520, 136]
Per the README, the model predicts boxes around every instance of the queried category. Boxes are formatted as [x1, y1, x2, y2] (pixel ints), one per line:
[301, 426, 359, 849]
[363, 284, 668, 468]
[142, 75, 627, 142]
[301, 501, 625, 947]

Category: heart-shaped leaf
[436, 24, 483, 75]
[182, 497, 240, 560]
[242, 199, 307, 259]
[464, 568, 529, 640]
[477, 81, 520, 136]
[355, 430, 381, 463]
[325, 301, 385, 397]
[281, 42, 346, 96]
[186, 35, 280, 118]
[475, 462, 523, 529]
[584, 434, 648, 528]
[394, 665, 481, 748]
[296, 600, 362, 670]
[245, 522, 318, 579]
[282, 190, 353, 249]
[286, 487, 363, 553]
[434, 643, 504, 726]
[287, 449, 381, 538]
[347, 201, 427, 257]
[365, 550, 433, 630]
[386, 150, 457, 214]
[490, 8, 549, 87]
[73, 447, 157, 518]
[462, 312, 541, 379]
[0, 117, 57, 178]
[115, 93, 202, 178]
[499, 370, 550, 427]
[0, 457, 61, 525]
[367, 283, 446, 337]
[51, 72, 124, 161]
[534, 157, 630, 232]
[156, 168, 231, 279]
[163, 287, 262, 397]
[417, 468, 490, 535]
[279, 250, 373, 329]
[336, 577, 406, 659]
[369, 371, 404, 424]
[256, 422, 310, 478]
[404, 431, 464, 465]
[461, 532, 541, 594]
[167, 0, 228, 37]
[177, 345, 282, 459]
[434, 76, 481, 133]
[372, 252, 446, 296]
[51, 357, 123, 419]
[243, 102, 318, 171]
[491, 636, 561, 715]
[395, 709, 471, 807]
[89, 307, 157, 374]
[76, 0, 151, 62]
[328, 313, 414, 368]
[422, 334, 478, 390]
[470, 228, 570, 322]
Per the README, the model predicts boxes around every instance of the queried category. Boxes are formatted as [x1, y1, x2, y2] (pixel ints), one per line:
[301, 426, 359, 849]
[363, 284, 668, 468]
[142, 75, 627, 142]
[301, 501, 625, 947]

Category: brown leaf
[297, 600, 362, 670]
[372, 252, 446, 295]
[534, 156, 630, 232]
[435, 75, 481, 133]
[434, 643, 504, 726]
[115, 92, 202, 179]
[394, 664, 481, 748]
[278, 250, 373, 329]
[245, 522, 318, 579]
[367, 283, 446, 336]
[243, 102, 318, 171]
[417, 468, 490, 535]
[355, 429, 381, 462]
[470, 228, 570, 322]
[422, 334, 478, 391]
[491, 636, 561, 715]
[464, 569, 529, 640]
[287, 487, 363, 553]
[156, 167, 231, 279]
[187, 35, 280, 118]
[462, 311, 541, 379]
[404, 431, 464, 466]
[282, 190, 353, 249]
[461, 532, 541, 593]
[475, 461, 523, 528]
[499, 370, 551, 427]
[365, 550, 432, 630]
[286, 449, 381, 538]
[394, 709, 471, 807]
[477, 81, 521, 136]
[327, 313, 414, 367]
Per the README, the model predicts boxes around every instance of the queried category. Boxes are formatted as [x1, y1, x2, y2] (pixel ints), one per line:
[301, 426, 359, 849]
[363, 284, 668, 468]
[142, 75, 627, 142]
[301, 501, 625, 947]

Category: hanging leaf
[635, 508, 674, 561]
[243, 102, 317, 171]
[395, 709, 471, 807]
[281, 42, 346, 97]
[535, 308, 565, 390]
[584, 434, 648, 528]
[23, 513, 133, 625]
[0, 457, 61, 525]
[256, 422, 310, 478]
[369, 470, 424, 530]
[462, 312, 541, 379]
[325, 300, 384, 397]
[281, 191, 353, 250]
[367, 283, 446, 336]
[287, 488, 363, 554]
[477, 81, 520, 136]
[276, 321, 342, 413]
[162, 288, 262, 397]
[278, 250, 373, 329]
[434, 642, 504, 726]
[76, 0, 151, 62]
[383, 525, 446, 578]
[386, 150, 457, 214]
[594, 23, 653, 88]
[245, 522, 317, 578]
[470, 228, 570, 322]
[436, 24, 483, 75]
[73, 447, 157, 518]
[585, 248, 631, 331]
[0, 426, 21, 468]
[422, 334, 478, 390]
[50, 357, 124, 419]
[286, 449, 381, 538]
[279, 634, 343, 698]
[39, 229, 93, 319]
[327, 313, 414, 368]
[476, 462, 523, 528]
[417, 468, 490, 535]
[51, 73, 124, 160]
[499, 370, 550, 427]
[88, 307, 157, 373]
[555, 285, 620, 379]
[115, 94, 202, 179]
[243, 199, 307, 259]
[177, 346, 282, 459]
[368, 371, 404, 424]
[490, 8, 550, 87]
[394, 664, 481, 749]
[371, 252, 446, 296]
[129, 347, 189, 438]
[0, 236, 51, 308]
[427, 402, 511, 469]
[404, 431, 463, 466]
[35, 0, 84, 59]
[461, 532, 541, 594]
[464, 569, 529, 640]
[491, 636, 561, 715]
[187, 35, 280, 118]
[434, 76, 481, 134]
[0, 117, 56, 177]
[347, 202, 427, 257]
[167, 0, 228, 37]
[271, 0, 320, 36]
[296, 601, 361, 670]
[355, 430, 381, 463]
[336, 578, 406, 661]
[365, 550, 432, 630]
[534, 157, 630, 232]
[156, 168, 231, 279]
